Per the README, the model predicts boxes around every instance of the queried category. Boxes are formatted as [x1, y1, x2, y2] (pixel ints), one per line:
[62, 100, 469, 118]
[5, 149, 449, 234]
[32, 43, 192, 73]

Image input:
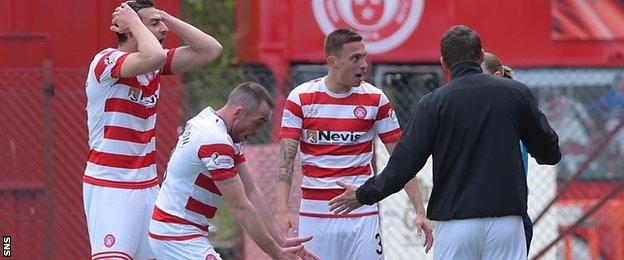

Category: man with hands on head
[83, 1, 222, 259]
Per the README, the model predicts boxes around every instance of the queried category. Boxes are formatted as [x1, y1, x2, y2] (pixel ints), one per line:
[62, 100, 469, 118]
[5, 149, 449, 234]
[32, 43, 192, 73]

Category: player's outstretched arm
[214, 175, 303, 260]
[156, 10, 223, 74]
[275, 138, 300, 234]
[111, 3, 166, 78]
[384, 142, 434, 253]
[237, 163, 319, 260]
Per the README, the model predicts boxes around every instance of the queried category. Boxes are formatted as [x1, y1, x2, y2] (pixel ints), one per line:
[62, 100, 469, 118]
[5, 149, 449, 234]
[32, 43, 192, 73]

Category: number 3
[375, 233, 383, 255]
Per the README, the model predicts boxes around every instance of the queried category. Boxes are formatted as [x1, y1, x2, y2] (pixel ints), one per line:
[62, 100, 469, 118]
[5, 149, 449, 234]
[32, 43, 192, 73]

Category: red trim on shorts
[299, 211, 378, 218]
[92, 250, 133, 260]
[83, 175, 159, 189]
[148, 232, 205, 241]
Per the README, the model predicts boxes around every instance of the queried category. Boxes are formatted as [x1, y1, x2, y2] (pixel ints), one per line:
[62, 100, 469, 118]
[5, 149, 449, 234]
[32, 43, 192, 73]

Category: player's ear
[327, 55, 337, 68]
[233, 106, 244, 119]
[440, 57, 449, 72]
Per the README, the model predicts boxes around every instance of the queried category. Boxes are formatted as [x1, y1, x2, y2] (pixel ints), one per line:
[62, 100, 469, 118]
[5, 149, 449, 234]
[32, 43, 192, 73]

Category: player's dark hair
[116, 0, 155, 44]
[440, 25, 483, 69]
[324, 28, 363, 58]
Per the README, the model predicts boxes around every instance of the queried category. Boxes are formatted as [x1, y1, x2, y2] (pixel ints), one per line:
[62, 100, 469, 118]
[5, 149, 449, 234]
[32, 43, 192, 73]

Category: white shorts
[433, 215, 526, 260]
[299, 214, 383, 260]
[149, 235, 221, 260]
[83, 183, 159, 259]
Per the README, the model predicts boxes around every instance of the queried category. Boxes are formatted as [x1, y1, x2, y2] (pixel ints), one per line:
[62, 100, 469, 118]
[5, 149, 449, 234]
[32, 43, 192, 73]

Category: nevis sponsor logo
[305, 130, 364, 144]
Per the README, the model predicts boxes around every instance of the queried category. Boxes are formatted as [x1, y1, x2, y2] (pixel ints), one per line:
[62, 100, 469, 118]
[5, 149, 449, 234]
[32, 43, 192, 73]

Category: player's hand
[279, 235, 318, 259]
[280, 235, 312, 247]
[276, 211, 299, 235]
[297, 247, 320, 260]
[156, 9, 173, 23]
[274, 244, 304, 260]
[110, 3, 141, 33]
[414, 215, 434, 253]
[328, 181, 362, 214]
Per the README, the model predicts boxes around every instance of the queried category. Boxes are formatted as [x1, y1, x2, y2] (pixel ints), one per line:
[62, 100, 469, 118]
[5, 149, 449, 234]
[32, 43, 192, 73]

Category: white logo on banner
[312, 0, 424, 54]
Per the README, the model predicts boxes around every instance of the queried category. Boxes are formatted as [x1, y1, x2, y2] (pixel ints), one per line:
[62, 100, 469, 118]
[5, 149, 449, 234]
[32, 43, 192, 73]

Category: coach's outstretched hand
[328, 181, 362, 214]
[414, 215, 434, 253]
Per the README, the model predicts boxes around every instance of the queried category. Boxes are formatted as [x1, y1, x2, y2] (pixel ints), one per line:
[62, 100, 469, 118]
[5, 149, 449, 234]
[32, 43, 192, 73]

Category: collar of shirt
[450, 61, 483, 80]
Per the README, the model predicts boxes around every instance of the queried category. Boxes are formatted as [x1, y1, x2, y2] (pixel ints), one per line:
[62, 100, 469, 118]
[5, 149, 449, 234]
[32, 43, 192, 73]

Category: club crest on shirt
[305, 129, 319, 143]
[354, 106, 367, 119]
[104, 234, 115, 247]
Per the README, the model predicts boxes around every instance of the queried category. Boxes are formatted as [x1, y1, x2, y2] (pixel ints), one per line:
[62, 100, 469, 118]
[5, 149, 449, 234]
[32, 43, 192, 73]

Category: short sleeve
[233, 143, 246, 164]
[93, 50, 129, 83]
[161, 48, 177, 75]
[374, 92, 402, 143]
[279, 90, 304, 139]
[197, 143, 238, 181]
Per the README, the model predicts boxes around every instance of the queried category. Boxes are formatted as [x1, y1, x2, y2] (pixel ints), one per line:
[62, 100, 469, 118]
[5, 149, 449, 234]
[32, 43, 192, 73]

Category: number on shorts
[375, 232, 383, 255]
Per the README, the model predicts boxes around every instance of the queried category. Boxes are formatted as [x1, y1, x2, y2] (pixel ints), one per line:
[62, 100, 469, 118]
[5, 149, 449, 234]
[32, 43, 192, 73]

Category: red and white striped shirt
[280, 77, 401, 217]
[83, 47, 176, 188]
[149, 107, 245, 240]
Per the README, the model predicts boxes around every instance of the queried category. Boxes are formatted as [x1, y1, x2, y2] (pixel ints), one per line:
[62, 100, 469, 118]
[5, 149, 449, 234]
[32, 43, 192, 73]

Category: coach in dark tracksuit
[329, 25, 561, 259]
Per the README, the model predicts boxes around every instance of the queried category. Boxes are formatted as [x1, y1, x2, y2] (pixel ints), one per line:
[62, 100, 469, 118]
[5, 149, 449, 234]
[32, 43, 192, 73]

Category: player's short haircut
[226, 81, 274, 114]
[324, 28, 363, 58]
[482, 52, 513, 79]
[440, 25, 483, 69]
[116, 0, 155, 44]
